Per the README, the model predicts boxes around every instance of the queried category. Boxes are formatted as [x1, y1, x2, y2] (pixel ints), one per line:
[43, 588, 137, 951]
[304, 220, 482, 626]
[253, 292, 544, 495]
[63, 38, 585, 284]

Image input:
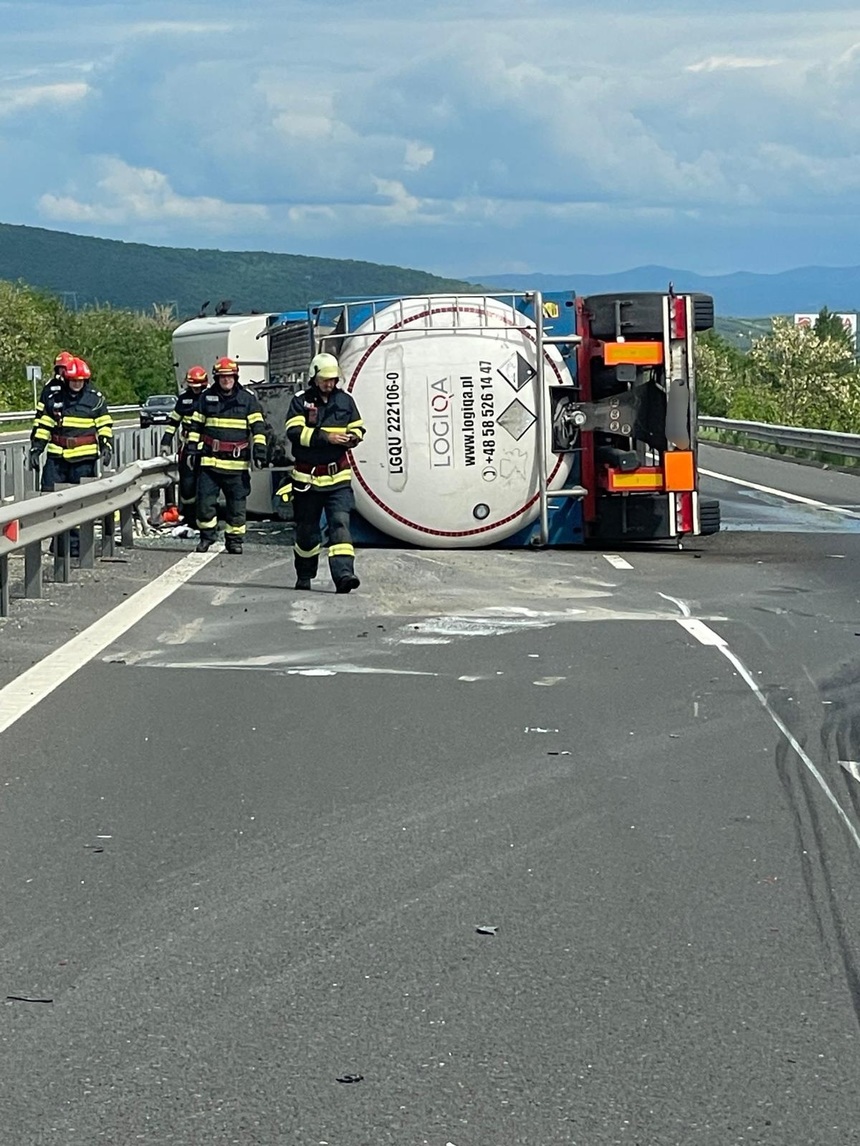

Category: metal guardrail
[698, 417, 860, 459]
[0, 457, 176, 617]
[0, 426, 163, 504]
[0, 404, 141, 424]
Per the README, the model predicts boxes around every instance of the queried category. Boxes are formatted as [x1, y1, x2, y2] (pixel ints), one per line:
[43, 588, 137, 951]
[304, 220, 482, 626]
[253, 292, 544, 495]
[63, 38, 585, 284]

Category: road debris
[6, 995, 53, 1004]
[476, 925, 498, 936]
[336, 1074, 364, 1084]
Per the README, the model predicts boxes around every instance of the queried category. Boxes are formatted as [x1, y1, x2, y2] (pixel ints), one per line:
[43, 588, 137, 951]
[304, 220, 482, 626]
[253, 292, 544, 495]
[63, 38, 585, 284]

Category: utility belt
[293, 457, 351, 478]
[51, 433, 97, 449]
[203, 434, 249, 458]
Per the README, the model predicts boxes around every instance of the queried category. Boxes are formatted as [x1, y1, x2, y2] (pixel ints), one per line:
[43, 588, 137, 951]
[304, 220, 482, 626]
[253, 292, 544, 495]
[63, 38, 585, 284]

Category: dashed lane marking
[0, 550, 218, 738]
[603, 554, 633, 570]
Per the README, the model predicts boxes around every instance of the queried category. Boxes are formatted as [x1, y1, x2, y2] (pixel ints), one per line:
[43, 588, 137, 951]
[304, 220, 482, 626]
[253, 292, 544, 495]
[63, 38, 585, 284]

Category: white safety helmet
[308, 352, 340, 382]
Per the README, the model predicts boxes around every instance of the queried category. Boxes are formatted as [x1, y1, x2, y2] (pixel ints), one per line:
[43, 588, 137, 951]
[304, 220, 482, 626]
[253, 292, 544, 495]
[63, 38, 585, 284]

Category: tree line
[695, 308, 860, 431]
[0, 279, 174, 410]
[3, 276, 858, 431]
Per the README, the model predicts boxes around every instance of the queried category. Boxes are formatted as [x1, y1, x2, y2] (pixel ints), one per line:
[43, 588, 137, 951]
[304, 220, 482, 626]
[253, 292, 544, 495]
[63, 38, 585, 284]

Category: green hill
[0, 222, 481, 317]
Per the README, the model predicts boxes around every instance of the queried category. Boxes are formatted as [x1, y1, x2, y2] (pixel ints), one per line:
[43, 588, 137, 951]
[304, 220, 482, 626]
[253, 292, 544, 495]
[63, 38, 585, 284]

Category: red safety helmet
[73, 357, 91, 380]
[212, 356, 239, 378]
[185, 365, 208, 388]
[53, 350, 75, 376]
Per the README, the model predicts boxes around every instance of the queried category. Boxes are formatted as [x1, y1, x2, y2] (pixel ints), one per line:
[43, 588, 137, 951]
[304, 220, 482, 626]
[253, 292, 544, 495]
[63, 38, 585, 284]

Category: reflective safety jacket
[285, 385, 365, 489]
[161, 387, 205, 447]
[186, 383, 266, 472]
[30, 379, 113, 461]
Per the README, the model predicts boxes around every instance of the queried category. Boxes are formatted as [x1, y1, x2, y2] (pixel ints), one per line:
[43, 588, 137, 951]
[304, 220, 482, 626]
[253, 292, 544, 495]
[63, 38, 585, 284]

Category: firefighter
[186, 357, 267, 554]
[284, 351, 365, 593]
[29, 354, 113, 491]
[160, 365, 208, 528]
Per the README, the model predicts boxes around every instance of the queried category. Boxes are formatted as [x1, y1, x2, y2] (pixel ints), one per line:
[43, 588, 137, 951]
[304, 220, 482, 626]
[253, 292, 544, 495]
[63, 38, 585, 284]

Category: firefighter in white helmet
[282, 351, 365, 592]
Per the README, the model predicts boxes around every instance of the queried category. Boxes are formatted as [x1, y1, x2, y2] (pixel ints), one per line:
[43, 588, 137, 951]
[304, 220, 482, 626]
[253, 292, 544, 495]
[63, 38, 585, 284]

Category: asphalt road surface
[2, 444, 860, 1145]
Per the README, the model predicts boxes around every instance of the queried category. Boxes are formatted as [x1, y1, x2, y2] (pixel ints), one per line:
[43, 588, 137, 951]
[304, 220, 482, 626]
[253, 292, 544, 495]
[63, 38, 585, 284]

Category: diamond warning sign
[498, 352, 536, 392]
[497, 399, 536, 441]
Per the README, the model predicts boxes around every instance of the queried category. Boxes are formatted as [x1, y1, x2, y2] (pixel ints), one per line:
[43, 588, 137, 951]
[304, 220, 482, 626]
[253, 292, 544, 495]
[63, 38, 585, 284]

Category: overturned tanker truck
[172, 289, 719, 546]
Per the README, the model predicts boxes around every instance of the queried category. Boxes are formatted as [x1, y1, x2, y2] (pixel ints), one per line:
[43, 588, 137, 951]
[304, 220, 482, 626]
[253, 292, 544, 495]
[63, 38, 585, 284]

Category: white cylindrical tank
[339, 296, 574, 548]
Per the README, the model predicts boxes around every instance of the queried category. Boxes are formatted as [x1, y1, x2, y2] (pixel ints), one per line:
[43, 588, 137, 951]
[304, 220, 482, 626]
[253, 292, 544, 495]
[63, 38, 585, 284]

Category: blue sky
[1, 0, 860, 278]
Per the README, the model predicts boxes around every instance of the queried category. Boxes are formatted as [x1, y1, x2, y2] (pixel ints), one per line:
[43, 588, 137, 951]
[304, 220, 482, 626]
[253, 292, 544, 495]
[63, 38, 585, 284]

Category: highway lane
[3, 525, 860, 1143]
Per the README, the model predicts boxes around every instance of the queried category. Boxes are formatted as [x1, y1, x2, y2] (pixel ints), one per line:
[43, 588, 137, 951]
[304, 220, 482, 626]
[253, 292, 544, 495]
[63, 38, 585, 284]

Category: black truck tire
[584, 292, 715, 339]
[698, 497, 721, 535]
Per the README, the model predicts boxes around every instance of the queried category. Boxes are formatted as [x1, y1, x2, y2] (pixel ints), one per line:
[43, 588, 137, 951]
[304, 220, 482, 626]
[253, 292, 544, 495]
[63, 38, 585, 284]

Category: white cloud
[38, 158, 268, 228]
[4, 0, 860, 276]
[0, 81, 89, 117]
[686, 56, 784, 72]
[404, 141, 434, 171]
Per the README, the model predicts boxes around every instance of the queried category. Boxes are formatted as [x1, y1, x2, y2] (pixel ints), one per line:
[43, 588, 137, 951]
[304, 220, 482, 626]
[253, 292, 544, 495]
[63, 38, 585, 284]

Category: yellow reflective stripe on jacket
[328, 543, 355, 557]
[204, 416, 251, 429]
[46, 443, 99, 459]
[347, 419, 365, 438]
[94, 414, 112, 429]
[60, 415, 98, 428]
[285, 414, 306, 430]
[252, 431, 266, 446]
[33, 427, 52, 442]
[248, 411, 264, 425]
[275, 482, 292, 501]
[299, 426, 314, 448]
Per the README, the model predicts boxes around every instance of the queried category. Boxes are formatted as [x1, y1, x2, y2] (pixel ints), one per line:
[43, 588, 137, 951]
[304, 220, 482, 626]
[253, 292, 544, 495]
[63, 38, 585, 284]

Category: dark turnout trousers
[293, 485, 356, 584]
[196, 468, 250, 550]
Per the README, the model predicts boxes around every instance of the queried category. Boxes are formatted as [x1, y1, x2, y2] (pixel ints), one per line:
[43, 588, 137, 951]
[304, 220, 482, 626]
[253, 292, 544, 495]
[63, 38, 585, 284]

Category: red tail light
[676, 491, 694, 534]
[670, 297, 687, 340]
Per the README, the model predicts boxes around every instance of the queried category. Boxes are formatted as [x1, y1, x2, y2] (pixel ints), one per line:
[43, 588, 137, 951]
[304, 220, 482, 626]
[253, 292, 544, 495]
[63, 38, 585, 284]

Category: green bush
[0, 279, 174, 411]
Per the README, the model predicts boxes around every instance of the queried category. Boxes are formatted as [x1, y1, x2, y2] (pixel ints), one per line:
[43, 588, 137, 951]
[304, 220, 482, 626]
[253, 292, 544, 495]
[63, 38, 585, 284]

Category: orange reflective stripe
[603, 341, 664, 366]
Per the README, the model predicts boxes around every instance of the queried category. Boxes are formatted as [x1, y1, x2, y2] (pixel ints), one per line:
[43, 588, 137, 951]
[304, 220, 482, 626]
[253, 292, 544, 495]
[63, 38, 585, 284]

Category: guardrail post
[12, 450, 27, 503]
[79, 519, 95, 568]
[24, 542, 42, 599]
[119, 504, 134, 549]
[0, 555, 9, 618]
[101, 514, 115, 558]
[53, 531, 71, 583]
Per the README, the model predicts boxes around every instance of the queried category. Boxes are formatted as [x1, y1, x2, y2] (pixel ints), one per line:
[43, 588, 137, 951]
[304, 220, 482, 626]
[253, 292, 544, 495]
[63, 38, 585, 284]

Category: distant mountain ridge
[0, 221, 480, 317]
[466, 265, 860, 319]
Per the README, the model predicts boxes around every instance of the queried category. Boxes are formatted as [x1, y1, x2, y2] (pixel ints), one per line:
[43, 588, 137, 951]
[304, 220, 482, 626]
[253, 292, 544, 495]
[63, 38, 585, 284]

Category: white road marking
[0, 551, 218, 738]
[678, 616, 860, 853]
[699, 468, 860, 519]
[839, 761, 860, 783]
[603, 554, 633, 570]
[659, 592, 692, 618]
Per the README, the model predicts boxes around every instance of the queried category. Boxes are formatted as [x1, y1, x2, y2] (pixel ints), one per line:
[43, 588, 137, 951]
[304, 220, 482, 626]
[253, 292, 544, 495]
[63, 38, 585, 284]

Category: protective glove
[27, 446, 43, 472]
[99, 441, 113, 468]
[185, 449, 199, 471]
[159, 437, 174, 458]
[253, 448, 268, 470]
[273, 481, 292, 520]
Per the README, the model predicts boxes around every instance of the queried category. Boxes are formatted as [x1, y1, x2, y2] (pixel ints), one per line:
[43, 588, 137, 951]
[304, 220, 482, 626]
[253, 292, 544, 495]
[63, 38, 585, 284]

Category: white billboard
[794, 312, 857, 347]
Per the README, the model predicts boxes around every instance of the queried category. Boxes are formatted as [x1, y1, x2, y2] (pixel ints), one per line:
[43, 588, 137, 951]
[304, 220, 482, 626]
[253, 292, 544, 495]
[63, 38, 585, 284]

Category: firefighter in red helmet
[185, 358, 267, 554]
[29, 353, 113, 489]
[160, 365, 209, 529]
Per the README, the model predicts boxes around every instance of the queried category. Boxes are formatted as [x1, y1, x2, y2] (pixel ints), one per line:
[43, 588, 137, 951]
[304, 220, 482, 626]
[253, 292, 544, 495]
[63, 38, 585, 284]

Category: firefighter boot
[224, 534, 243, 555]
[196, 536, 214, 553]
[335, 575, 360, 594]
[295, 578, 312, 591]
